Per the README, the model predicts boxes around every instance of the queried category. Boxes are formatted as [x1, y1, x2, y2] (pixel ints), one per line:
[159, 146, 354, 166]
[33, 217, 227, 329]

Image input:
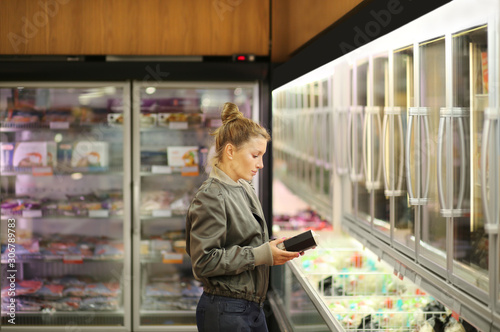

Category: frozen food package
[167, 146, 199, 168]
[107, 113, 124, 126]
[71, 141, 109, 168]
[0, 143, 14, 168]
[12, 142, 57, 167]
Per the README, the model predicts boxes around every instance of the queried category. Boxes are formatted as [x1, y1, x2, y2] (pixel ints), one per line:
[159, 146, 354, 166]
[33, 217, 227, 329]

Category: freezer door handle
[481, 107, 500, 228]
[334, 107, 349, 176]
[363, 106, 383, 191]
[406, 113, 415, 202]
[348, 106, 364, 182]
[438, 108, 469, 217]
[382, 107, 405, 196]
[406, 107, 431, 205]
[437, 115, 447, 213]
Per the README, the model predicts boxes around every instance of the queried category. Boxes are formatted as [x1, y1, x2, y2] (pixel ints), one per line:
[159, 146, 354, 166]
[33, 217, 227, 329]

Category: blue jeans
[196, 292, 269, 332]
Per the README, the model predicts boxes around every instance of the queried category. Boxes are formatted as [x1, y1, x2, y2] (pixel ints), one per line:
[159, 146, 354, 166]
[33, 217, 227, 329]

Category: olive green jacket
[186, 166, 273, 304]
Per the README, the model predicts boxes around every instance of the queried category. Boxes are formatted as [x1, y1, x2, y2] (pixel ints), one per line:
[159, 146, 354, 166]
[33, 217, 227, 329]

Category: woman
[186, 102, 300, 331]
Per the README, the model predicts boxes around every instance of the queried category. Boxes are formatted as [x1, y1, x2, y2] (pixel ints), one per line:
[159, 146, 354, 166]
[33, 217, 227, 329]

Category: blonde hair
[210, 102, 270, 167]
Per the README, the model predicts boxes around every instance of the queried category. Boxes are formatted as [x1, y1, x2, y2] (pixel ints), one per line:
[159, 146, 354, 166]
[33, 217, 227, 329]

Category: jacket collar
[210, 165, 242, 187]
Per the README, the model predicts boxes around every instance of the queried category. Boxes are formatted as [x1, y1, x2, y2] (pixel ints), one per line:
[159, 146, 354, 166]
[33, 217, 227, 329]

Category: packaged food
[71, 141, 109, 168]
[12, 142, 57, 168]
[167, 146, 199, 167]
[0, 143, 15, 168]
[140, 113, 157, 127]
[107, 113, 124, 126]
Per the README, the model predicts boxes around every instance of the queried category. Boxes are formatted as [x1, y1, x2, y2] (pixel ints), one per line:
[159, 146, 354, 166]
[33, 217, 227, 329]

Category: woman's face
[224, 136, 267, 182]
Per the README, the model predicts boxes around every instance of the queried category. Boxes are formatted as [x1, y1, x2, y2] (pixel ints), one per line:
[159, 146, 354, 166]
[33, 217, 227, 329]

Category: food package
[71, 141, 109, 168]
[12, 142, 57, 167]
[0, 143, 15, 167]
[167, 146, 199, 167]
[107, 113, 124, 126]
[140, 113, 157, 127]
[57, 143, 73, 168]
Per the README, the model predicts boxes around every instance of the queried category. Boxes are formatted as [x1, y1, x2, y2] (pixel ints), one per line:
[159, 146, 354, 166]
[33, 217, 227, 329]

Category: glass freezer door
[0, 83, 131, 330]
[417, 37, 448, 271]
[451, 25, 489, 293]
[392, 45, 415, 252]
[132, 82, 258, 330]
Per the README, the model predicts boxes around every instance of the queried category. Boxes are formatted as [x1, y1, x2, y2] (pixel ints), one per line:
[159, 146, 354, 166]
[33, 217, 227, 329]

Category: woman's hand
[269, 238, 303, 266]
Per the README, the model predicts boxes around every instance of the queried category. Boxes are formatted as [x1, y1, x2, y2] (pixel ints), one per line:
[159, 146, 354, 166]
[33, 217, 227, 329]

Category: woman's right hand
[269, 238, 301, 266]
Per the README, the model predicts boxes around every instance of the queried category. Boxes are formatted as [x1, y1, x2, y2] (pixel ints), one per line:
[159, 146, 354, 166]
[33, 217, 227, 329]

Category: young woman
[186, 102, 300, 331]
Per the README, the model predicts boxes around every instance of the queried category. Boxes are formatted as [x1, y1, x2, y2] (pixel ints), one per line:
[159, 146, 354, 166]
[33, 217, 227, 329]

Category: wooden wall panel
[0, 0, 270, 55]
[272, 0, 364, 63]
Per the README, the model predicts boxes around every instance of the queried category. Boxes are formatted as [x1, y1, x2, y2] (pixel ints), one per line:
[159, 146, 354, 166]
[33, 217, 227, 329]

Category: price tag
[162, 252, 183, 264]
[151, 165, 172, 174]
[50, 122, 70, 129]
[32, 167, 53, 176]
[63, 254, 83, 264]
[22, 210, 42, 218]
[415, 275, 422, 286]
[169, 122, 188, 130]
[181, 166, 199, 176]
[152, 210, 172, 217]
[89, 210, 109, 218]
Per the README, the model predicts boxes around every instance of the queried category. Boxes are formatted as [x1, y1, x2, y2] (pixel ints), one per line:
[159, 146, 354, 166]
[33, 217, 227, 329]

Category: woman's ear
[224, 143, 234, 160]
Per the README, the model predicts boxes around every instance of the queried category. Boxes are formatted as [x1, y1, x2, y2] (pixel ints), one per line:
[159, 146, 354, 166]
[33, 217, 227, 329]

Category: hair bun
[221, 102, 243, 125]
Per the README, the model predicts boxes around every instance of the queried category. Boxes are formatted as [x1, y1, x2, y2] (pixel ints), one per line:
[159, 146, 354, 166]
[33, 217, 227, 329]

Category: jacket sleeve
[187, 186, 270, 279]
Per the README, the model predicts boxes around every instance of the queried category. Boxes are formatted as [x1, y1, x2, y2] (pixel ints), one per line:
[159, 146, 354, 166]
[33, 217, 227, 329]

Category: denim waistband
[202, 291, 265, 308]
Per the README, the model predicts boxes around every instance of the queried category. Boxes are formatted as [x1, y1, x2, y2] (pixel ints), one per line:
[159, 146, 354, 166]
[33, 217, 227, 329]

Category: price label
[152, 210, 172, 217]
[50, 122, 70, 129]
[181, 166, 199, 176]
[22, 210, 42, 218]
[162, 252, 183, 264]
[32, 167, 53, 176]
[169, 122, 188, 130]
[63, 254, 83, 264]
[151, 165, 172, 174]
[89, 210, 109, 218]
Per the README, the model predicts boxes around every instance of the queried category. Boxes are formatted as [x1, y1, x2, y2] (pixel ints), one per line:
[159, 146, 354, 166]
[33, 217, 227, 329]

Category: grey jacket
[186, 166, 273, 304]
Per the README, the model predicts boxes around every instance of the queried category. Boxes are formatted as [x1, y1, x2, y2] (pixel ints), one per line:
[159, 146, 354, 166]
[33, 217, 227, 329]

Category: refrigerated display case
[131, 82, 259, 331]
[271, 0, 500, 330]
[0, 83, 132, 331]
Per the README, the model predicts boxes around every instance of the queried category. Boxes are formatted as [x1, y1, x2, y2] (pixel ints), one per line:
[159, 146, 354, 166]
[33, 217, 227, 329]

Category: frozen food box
[167, 146, 199, 167]
[12, 142, 57, 167]
[140, 113, 157, 127]
[0, 143, 15, 167]
[57, 143, 73, 168]
[71, 142, 109, 168]
[107, 113, 124, 126]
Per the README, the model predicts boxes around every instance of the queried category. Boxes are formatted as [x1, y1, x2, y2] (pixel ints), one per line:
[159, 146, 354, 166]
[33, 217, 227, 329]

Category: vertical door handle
[481, 107, 499, 228]
[383, 107, 405, 196]
[407, 107, 431, 205]
[437, 114, 447, 213]
[406, 113, 415, 202]
[382, 112, 390, 193]
[456, 115, 468, 212]
[362, 107, 369, 187]
[396, 112, 405, 194]
[334, 108, 349, 176]
[348, 106, 364, 182]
